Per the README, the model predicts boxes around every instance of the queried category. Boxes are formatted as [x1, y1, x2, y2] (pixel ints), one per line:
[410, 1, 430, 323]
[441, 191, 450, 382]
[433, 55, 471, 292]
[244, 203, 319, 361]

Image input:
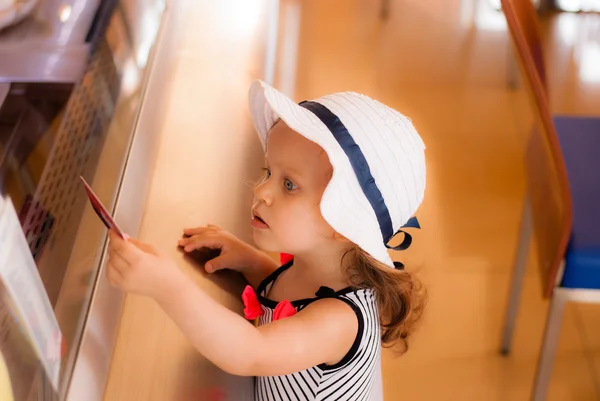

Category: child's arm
[178, 225, 278, 289]
[106, 232, 358, 376]
[159, 276, 358, 376]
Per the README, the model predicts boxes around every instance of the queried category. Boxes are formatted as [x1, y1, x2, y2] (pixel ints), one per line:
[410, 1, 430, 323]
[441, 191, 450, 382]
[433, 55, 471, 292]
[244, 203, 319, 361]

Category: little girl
[106, 80, 427, 401]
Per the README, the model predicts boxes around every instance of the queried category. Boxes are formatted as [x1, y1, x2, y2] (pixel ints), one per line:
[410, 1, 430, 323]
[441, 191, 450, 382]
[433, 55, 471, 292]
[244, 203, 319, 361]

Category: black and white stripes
[255, 267, 381, 401]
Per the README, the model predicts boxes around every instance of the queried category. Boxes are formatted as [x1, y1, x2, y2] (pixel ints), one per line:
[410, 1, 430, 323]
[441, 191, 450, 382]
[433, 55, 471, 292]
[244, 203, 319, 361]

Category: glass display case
[0, 0, 166, 399]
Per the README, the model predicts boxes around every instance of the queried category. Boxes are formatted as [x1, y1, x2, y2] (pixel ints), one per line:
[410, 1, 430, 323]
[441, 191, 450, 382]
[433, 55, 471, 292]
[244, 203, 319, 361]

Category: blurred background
[1, 0, 599, 400]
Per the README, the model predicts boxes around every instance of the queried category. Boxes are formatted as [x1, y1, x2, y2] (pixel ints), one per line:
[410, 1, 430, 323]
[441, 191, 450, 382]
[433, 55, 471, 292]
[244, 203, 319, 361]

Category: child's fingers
[183, 225, 220, 236]
[183, 227, 208, 236]
[108, 229, 120, 242]
[106, 261, 124, 286]
[182, 235, 223, 253]
[178, 237, 191, 246]
[180, 226, 224, 248]
[109, 233, 146, 261]
[107, 248, 129, 274]
[108, 230, 130, 253]
[204, 255, 230, 273]
[178, 235, 208, 247]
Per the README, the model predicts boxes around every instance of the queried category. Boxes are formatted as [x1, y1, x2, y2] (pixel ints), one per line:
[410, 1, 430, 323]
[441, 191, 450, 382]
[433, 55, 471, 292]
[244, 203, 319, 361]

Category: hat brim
[248, 80, 395, 268]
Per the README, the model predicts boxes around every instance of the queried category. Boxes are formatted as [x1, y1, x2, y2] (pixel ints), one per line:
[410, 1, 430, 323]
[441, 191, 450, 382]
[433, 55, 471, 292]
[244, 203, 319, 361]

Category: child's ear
[332, 231, 350, 243]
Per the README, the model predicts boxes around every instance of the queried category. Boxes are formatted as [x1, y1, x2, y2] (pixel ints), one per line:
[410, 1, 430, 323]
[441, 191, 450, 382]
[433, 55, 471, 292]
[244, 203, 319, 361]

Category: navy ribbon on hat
[299, 100, 420, 270]
[387, 216, 420, 269]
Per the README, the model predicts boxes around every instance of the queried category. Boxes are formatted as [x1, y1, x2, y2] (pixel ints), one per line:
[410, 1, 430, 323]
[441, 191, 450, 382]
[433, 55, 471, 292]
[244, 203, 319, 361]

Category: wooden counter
[103, 1, 276, 399]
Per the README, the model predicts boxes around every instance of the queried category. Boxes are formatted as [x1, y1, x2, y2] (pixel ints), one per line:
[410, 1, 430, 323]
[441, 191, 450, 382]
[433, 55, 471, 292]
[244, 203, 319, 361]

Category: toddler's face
[252, 121, 336, 254]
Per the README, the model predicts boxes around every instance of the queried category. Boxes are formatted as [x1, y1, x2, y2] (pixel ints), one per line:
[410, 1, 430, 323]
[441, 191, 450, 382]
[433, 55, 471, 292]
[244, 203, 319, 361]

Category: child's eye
[262, 168, 271, 179]
[284, 178, 297, 192]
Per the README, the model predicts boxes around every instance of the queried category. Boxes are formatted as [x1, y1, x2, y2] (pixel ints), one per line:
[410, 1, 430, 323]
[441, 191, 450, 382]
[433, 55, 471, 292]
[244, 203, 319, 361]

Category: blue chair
[499, 1, 600, 400]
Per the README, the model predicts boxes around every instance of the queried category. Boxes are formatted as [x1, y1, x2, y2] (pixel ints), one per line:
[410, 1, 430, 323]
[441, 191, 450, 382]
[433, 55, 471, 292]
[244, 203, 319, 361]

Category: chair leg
[501, 197, 532, 355]
[380, 0, 390, 19]
[532, 289, 567, 401]
[507, 45, 519, 90]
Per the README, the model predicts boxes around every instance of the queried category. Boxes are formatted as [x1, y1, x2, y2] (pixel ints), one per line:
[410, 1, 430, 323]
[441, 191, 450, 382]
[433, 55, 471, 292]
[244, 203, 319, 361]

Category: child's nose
[254, 180, 274, 206]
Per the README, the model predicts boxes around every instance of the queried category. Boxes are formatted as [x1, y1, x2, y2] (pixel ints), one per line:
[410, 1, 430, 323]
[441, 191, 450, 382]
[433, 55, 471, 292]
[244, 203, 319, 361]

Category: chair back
[501, 0, 573, 297]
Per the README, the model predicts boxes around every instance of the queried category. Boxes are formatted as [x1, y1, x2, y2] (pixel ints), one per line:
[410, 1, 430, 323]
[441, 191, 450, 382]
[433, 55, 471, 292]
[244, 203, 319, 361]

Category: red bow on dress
[242, 285, 296, 321]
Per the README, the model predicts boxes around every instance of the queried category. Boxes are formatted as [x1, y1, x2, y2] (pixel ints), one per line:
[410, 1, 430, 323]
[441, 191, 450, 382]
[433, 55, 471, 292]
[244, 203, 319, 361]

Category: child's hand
[106, 230, 186, 301]
[179, 225, 266, 274]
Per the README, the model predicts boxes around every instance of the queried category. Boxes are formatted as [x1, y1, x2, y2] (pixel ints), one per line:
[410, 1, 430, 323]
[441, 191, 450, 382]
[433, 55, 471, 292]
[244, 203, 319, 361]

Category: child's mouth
[252, 213, 269, 229]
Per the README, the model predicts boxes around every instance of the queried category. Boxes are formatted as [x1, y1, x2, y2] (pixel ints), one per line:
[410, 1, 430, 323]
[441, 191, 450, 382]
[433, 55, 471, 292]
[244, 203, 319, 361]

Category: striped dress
[255, 262, 382, 401]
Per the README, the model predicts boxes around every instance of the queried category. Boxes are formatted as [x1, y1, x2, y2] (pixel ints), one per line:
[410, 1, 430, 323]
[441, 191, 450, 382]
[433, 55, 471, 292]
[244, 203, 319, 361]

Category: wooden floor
[104, 0, 600, 400]
[286, 0, 600, 399]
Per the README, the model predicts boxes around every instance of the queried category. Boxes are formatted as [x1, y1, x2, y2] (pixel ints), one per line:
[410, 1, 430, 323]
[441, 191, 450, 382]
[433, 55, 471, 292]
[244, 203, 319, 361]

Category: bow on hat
[386, 216, 421, 270]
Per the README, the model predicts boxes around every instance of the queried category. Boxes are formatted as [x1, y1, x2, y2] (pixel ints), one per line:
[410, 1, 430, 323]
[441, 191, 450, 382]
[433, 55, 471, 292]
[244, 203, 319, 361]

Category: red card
[79, 176, 126, 239]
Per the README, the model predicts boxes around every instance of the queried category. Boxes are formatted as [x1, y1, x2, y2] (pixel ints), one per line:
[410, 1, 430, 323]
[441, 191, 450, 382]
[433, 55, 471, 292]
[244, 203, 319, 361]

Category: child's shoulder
[257, 264, 374, 308]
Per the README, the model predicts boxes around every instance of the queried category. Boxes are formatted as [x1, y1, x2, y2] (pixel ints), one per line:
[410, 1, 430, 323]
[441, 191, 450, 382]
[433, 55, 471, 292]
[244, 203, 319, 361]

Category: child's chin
[252, 231, 278, 252]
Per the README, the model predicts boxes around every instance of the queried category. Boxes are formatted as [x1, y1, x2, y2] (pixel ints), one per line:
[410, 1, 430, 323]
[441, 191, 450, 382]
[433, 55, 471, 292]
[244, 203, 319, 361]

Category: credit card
[80, 176, 126, 239]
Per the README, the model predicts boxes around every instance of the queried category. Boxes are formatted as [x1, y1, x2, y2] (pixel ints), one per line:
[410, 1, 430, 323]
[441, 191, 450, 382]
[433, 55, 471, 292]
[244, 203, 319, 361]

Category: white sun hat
[248, 80, 426, 269]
